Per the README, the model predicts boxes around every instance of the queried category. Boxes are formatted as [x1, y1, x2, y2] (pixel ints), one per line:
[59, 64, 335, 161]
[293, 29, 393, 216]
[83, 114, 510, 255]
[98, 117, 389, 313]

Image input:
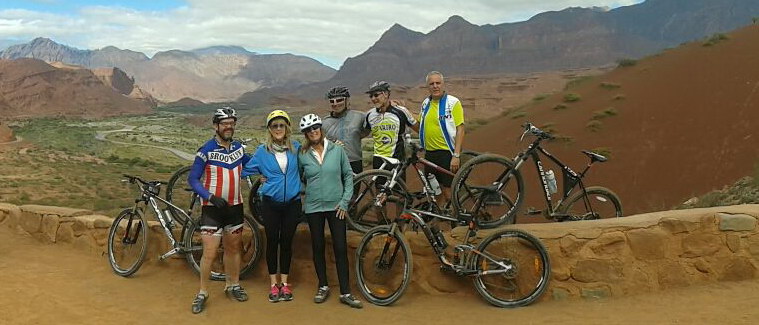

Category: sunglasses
[303, 125, 321, 133]
[368, 92, 383, 98]
[329, 98, 345, 104]
[218, 121, 236, 127]
[269, 123, 287, 130]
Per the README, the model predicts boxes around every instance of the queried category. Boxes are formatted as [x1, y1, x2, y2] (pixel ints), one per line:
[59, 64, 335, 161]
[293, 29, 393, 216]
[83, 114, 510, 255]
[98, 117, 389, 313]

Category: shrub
[600, 82, 621, 89]
[510, 111, 527, 119]
[703, 33, 729, 46]
[613, 94, 626, 101]
[592, 107, 618, 120]
[532, 94, 550, 101]
[616, 58, 637, 67]
[586, 120, 602, 132]
[553, 104, 568, 110]
[563, 93, 581, 102]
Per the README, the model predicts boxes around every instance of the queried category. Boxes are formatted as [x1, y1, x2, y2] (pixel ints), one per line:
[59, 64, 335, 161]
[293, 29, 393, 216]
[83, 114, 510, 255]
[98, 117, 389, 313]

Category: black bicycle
[107, 174, 262, 280]
[355, 209, 551, 307]
[451, 123, 622, 224]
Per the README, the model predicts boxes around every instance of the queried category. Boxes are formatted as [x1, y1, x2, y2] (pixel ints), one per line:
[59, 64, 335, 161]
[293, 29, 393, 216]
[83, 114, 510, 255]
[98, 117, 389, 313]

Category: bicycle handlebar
[520, 122, 554, 141]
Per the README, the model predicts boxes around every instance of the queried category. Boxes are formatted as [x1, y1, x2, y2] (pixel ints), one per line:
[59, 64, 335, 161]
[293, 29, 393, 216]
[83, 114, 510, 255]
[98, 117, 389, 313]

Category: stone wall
[2, 202, 757, 301]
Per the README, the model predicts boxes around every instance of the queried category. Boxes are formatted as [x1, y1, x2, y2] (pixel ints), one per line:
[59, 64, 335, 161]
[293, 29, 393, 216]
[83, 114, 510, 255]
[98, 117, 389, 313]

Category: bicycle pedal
[525, 208, 542, 216]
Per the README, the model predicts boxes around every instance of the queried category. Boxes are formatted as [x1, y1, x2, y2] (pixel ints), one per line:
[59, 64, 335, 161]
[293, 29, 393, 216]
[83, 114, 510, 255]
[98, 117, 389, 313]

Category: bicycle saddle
[375, 155, 401, 166]
[581, 150, 607, 162]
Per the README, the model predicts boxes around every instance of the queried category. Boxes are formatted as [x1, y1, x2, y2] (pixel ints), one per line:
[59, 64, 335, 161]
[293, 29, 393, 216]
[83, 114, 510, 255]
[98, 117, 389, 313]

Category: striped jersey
[188, 138, 250, 206]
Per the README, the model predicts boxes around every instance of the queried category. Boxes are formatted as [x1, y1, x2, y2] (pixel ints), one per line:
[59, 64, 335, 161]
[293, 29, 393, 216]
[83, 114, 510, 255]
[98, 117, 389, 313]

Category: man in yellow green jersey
[418, 71, 465, 202]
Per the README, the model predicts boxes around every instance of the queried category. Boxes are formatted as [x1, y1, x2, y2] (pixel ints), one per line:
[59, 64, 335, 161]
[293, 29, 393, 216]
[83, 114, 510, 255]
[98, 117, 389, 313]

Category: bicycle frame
[389, 211, 514, 276]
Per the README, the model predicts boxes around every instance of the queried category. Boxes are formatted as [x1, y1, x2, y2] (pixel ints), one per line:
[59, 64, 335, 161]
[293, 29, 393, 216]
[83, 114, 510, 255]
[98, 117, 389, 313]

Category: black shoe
[339, 294, 363, 309]
[225, 284, 248, 302]
[191, 293, 207, 314]
[314, 286, 330, 303]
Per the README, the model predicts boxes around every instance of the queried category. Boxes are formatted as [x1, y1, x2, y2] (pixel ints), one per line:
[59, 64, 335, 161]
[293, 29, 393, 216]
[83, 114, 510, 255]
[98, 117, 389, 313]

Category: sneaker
[268, 284, 280, 303]
[339, 294, 363, 309]
[191, 293, 207, 314]
[279, 284, 293, 301]
[314, 286, 330, 303]
[224, 284, 248, 302]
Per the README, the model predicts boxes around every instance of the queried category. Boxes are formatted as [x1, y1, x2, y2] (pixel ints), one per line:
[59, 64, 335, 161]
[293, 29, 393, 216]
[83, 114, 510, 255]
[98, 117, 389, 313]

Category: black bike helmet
[213, 106, 237, 124]
[366, 80, 390, 94]
[326, 86, 350, 99]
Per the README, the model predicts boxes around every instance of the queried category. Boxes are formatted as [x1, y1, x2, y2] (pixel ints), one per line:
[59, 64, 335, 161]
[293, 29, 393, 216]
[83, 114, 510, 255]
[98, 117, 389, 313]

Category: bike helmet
[299, 113, 322, 132]
[213, 106, 237, 123]
[326, 86, 351, 99]
[266, 109, 291, 126]
[366, 80, 390, 94]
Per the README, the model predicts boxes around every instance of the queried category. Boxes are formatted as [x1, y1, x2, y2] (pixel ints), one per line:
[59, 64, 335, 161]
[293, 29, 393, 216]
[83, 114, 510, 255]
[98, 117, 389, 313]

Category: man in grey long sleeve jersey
[321, 86, 369, 174]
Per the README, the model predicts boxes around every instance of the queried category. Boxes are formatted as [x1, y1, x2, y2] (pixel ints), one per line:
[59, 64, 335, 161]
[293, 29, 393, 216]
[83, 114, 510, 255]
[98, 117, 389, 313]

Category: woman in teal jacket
[242, 109, 301, 303]
[297, 113, 363, 309]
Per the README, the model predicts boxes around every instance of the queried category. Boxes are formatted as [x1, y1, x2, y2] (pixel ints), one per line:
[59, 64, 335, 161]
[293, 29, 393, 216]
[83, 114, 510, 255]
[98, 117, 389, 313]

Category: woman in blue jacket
[298, 113, 363, 309]
[242, 110, 301, 303]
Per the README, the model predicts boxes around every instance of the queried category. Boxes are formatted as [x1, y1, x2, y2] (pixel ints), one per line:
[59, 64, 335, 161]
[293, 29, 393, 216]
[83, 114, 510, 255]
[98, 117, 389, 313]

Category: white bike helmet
[213, 106, 237, 124]
[299, 113, 322, 132]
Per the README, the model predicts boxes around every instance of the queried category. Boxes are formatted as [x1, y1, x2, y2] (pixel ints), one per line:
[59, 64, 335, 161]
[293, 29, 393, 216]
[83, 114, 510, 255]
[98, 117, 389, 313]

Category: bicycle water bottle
[162, 209, 175, 229]
[427, 173, 442, 196]
[545, 170, 558, 194]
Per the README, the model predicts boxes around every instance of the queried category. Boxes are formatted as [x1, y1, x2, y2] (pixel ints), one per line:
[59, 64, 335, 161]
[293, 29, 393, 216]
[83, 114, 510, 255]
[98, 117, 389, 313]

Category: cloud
[0, 0, 644, 68]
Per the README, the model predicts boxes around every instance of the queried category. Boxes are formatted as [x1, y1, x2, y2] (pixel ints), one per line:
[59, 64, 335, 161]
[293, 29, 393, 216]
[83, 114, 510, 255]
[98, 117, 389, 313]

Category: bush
[563, 93, 581, 103]
[613, 94, 626, 101]
[703, 33, 729, 46]
[532, 94, 550, 101]
[586, 120, 602, 132]
[600, 82, 621, 89]
[592, 107, 618, 120]
[617, 58, 637, 67]
[553, 104, 568, 110]
[510, 111, 527, 119]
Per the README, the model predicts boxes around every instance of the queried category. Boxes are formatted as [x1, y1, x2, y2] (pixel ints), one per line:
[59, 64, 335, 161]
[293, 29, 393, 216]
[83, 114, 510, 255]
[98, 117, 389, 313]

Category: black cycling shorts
[424, 150, 453, 188]
[200, 204, 244, 236]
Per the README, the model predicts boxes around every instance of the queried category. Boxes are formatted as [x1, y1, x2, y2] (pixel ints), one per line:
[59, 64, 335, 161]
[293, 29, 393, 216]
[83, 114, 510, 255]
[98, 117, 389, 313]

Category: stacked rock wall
[1, 202, 757, 301]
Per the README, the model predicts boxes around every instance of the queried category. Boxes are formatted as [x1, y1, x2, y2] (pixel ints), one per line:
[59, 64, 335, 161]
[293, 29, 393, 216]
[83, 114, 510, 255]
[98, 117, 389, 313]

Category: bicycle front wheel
[557, 186, 622, 220]
[107, 208, 149, 277]
[183, 215, 262, 281]
[473, 229, 551, 308]
[348, 169, 409, 233]
[355, 225, 413, 306]
[452, 154, 524, 229]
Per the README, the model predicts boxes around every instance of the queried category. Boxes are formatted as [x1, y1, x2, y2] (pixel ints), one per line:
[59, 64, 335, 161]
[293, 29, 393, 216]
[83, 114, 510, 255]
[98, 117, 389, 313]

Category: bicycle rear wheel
[107, 208, 149, 277]
[473, 229, 550, 308]
[557, 186, 622, 220]
[355, 225, 412, 306]
[348, 169, 409, 233]
[165, 166, 195, 226]
[183, 215, 262, 281]
[451, 154, 524, 229]
[246, 177, 264, 226]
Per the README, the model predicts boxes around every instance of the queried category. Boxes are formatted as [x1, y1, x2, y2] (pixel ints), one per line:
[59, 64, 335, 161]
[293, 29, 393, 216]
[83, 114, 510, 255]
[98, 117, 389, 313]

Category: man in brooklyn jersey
[188, 107, 251, 314]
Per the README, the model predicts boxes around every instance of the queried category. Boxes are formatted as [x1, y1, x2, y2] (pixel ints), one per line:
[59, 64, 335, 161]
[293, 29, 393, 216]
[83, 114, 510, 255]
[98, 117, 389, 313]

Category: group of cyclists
[187, 70, 466, 313]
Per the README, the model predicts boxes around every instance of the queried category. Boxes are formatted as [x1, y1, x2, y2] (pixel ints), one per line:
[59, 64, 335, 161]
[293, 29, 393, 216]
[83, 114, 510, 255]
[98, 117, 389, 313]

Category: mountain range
[240, 0, 759, 104]
[0, 39, 335, 103]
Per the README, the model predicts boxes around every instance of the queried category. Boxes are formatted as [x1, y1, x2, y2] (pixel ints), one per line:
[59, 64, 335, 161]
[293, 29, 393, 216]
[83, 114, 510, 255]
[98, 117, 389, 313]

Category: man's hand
[209, 195, 229, 208]
[450, 157, 460, 173]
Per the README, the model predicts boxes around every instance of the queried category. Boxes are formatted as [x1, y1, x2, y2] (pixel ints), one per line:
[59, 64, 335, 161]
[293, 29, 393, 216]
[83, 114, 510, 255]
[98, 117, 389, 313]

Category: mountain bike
[107, 174, 262, 280]
[347, 135, 495, 233]
[451, 122, 622, 224]
[355, 209, 550, 307]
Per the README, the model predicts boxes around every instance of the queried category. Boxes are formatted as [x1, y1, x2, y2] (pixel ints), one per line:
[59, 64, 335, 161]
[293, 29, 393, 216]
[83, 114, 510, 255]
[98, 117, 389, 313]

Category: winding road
[95, 125, 195, 161]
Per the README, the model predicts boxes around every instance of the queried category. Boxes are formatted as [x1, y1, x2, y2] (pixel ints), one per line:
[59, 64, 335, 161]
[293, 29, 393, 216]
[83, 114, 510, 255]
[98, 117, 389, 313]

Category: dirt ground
[1, 226, 758, 324]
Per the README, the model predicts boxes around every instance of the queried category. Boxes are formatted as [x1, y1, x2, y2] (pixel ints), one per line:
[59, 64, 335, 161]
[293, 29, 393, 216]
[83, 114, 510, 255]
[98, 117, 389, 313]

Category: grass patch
[564, 76, 594, 90]
[592, 107, 618, 120]
[586, 120, 603, 132]
[616, 58, 637, 67]
[532, 93, 550, 101]
[553, 104, 568, 110]
[563, 93, 581, 103]
[613, 94, 626, 101]
[600, 82, 621, 90]
[703, 33, 729, 46]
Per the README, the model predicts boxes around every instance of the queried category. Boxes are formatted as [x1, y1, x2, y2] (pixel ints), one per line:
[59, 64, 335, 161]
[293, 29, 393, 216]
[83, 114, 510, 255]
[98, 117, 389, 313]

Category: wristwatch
[452, 152, 460, 158]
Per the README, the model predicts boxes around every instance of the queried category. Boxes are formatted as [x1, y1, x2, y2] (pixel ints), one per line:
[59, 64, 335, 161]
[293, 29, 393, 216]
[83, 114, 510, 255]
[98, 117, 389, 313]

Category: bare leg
[200, 235, 221, 293]
[222, 230, 242, 285]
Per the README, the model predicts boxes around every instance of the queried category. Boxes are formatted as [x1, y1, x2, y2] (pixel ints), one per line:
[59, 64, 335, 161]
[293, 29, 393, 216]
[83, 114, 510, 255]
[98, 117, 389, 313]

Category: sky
[0, 0, 645, 69]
